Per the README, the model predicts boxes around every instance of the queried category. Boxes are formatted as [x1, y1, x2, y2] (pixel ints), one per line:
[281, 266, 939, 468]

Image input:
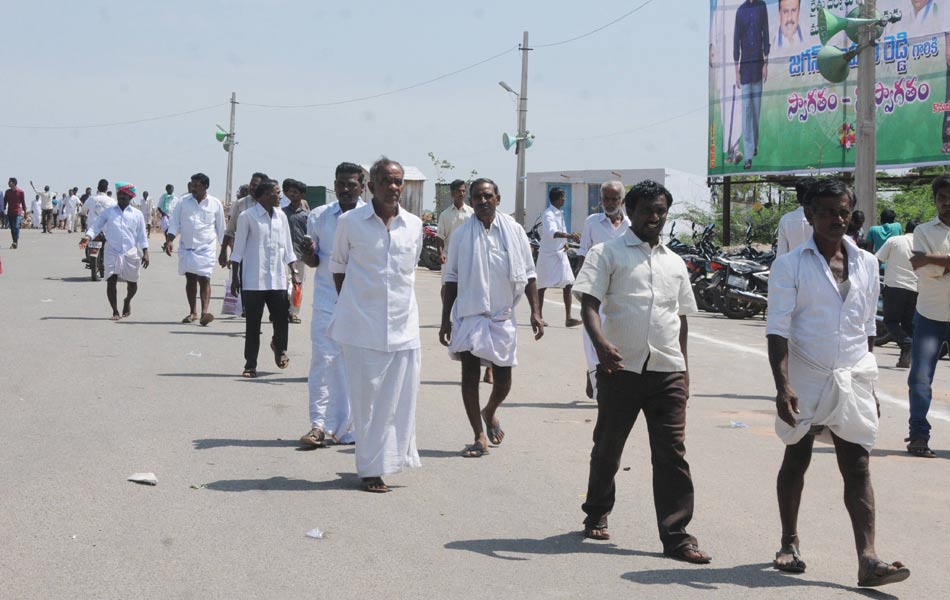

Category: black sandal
[905, 437, 936, 458]
[664, 543, 712, 564]
[242, 368, 257, 378]
[773, 543, 806, 573]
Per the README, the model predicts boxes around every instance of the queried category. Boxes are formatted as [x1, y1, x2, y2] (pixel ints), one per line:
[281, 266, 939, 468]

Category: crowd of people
[3, 161, 948, 589]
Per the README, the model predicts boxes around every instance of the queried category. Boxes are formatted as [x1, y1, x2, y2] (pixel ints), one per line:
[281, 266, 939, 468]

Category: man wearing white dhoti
[766, 179, 910, 588]
[576, 181, 630, 399]
[297, 163, 364, 448]
[165, 173, 225, 326]
[63, 188, 80, 233]
[80, 182, 149, 320]
[328, 157, 422, 493]
[439, 179, 544, 457]
[536, 187, 582, 327]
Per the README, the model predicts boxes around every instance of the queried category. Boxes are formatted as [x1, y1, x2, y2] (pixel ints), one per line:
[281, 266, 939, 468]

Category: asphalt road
[1, 227, 948, 600]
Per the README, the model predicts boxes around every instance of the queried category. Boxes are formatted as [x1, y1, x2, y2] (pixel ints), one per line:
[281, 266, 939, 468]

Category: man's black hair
[8, 177, 16, 185]
[450, 179, 466, 192]
[468, 178, 499, 197]
[282, 178, 296, 193]
[623, 179, 673, 214]
[809, 178, 855, 208]
[794, 179, 813, 207]
[548, 187, 565, 202]
[190, 172, 210, 188]
[335, 162, 365, 183]
[252, 172, 269, 182]
[906, 219, 920, 234]
[97, 179, 108, 192]
[932, 174, 950, 198]
[294, 180, 308, 194]
[880, 208, 897, 224]
[165, 184, 174, 193]
[253, 179, 278, 199]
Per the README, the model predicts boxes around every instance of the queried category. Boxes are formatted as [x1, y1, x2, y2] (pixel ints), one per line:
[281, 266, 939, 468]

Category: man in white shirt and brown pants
[329, 158, 423, 494]
[573, 180, 710, 565]
[906, 174, 950, 458]
[767, 178, 909, 587]
[229, 179, 297, 378]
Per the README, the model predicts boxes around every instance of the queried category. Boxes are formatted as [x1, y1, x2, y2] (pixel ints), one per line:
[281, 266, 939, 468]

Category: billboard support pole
[855, 1, 877, 224]
[514, 31, 530, 227]
[722, 176, 732, 246]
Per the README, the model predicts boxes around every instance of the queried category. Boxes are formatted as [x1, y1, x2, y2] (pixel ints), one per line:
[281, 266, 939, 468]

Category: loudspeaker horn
[817, 7, 883, 45]
[215, 126, 228, 142]
[502, 132, 514, 151]
[817, 45, 860, 83]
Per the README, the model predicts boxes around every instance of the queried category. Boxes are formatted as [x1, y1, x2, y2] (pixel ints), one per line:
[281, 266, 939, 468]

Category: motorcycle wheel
[700, 287, 721, 313]
[692, 286, 709, 312]
[90, 262, 98, 282]
[721, 296, 755, 319]
[98, 254, 105, 278]
[420, 251, 441, 272]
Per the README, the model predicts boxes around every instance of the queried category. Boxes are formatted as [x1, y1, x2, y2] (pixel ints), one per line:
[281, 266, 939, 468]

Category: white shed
[360, 164, 427, 217]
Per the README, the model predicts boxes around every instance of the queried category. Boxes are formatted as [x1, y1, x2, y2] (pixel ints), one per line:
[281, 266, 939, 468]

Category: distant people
[31, 194, 41, 230]
[297, 162, 365, 448]
[573, 180, 710, 564]
[866, 209, 903, 252]
[165, 173, 225, 326]
[734, 0, 770, 170]
[576, 181, 630, 399]
[229, 179, 296, 378]
[876, 220, 920, 368]
[3, 178, 27, 249]
[138, 191, 153, 236]
[157, 184, 179, 245]
[31, 182, 53, 233]
[905, 174, 950, 458]
[62, 188, 80, 233]
[328, 157, 423, 493]
[436, 179, 474, 263]
[80, 182, 150, 320]
[51, 193, 60, 229]
[767, 178, 909, 587]
[776, 181, 813, 256]
[281, 179, 309, 324]
[536, 187, 582, 327]
[439, 178, 544, 457]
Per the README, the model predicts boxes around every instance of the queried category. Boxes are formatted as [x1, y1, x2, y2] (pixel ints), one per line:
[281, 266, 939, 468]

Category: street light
[498, 81, 517, 95]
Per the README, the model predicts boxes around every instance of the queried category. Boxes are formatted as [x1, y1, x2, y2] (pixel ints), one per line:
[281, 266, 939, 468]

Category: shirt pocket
[392, 240, 418, 275]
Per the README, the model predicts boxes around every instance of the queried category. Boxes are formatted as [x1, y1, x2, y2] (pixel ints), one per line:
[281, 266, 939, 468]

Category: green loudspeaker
[215, 126, 228, 142]
[817, 7, 884, 45]
[817, 45, 861, 83]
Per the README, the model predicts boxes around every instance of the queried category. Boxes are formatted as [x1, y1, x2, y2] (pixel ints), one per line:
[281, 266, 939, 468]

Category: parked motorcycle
[83, 234, 105, 281]
[715, 223, 774, 319]
[419, 223, 441, 271]
[527, 218, 581, 274]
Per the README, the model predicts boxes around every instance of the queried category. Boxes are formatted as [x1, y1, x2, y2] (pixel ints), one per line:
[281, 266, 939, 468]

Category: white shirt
[437, 203, 474, 247]
[86, 205, 148, 256]
[279, 194, 291, 210]
[168, 194, 225, 249]
[578, 212, 631, 256]
[767, 236, 879, 369]
[573, 229, 698, 374]
[37, 191, 52, 210]
[540, 206, 568, 255]
[875, 233, 917, 292]
[776, 206, 813, 256]
[230, 203, 296, 291]
[306, 199, 366, 314]
[137, 196, 152, 219]
[63, 194, 80, 216]
[225, 195, 256, 239]
[913, 217, 950, 322]
[328, 202, 423, 352]
[86, 193, 116, 225]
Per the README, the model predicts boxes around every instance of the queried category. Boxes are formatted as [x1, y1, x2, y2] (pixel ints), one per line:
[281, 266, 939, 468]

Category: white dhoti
[178, 244, 216, 278]
[341, 344, 422, 478]
[32, 206, 41, 228]
[104, 248, 143, 282]
[776, 351, 879, 452]
[535, 250, 574, 289]
[308, 309, 353, 443]
[449, 311, 519, 367]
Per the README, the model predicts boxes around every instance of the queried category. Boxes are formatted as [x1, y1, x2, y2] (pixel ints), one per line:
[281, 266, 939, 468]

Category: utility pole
[854, 1, 877, 222]
[514, 31, 530, 227]
[225, 92, 237, 207]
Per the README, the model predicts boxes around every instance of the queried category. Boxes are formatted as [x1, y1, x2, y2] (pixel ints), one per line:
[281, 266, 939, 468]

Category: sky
[0, 0, 710, 214]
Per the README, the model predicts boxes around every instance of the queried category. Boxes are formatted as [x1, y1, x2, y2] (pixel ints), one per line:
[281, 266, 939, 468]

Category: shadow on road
[693, 393, 775, 402]
[421, 380, 460, 387]
[445, 531, 665, 561]
[334, 447, 461, 459]
[193, 438, 299, 449]
[202, 474, 363, 492]
[40, 316, 114, 321]
[621, 562, 898, 598]
[113, 320, 189, 326]
[504, 401, 594, 410]
[169, 330, 244, 338]
[43, 276, 95, 283]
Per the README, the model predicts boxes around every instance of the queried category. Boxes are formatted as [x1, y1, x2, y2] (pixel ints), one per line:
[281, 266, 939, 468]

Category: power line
[548, 105, 706, 143]
[535, 0, 657, 48]
[243, 46, 519, 109]
[0, 102, 228, 131]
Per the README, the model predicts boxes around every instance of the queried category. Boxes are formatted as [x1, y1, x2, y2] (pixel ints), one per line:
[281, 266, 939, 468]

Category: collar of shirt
[622, 228, 668, 254]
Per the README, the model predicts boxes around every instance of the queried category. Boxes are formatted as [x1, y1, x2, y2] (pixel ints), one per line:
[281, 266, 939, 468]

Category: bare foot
[565, 317, 582, 328]
[483, 366, 494, 384]
[110, 313, 122, 321]
[122, 299, 131, 318]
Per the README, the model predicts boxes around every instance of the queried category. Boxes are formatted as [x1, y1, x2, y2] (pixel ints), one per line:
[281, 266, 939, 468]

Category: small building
[360, 164, 427, 217]
[525, 168, 712, 236]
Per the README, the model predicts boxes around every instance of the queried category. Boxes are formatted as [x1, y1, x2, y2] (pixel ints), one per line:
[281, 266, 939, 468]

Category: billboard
[708, 0, 950, 176]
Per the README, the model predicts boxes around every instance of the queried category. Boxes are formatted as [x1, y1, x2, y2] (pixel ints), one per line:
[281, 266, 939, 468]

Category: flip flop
[181, 314, 197, 323]
[242, 369, 257, 378]
[362, 477, 389, 493]
[487, 422, 505, 446]
[773, 544, 806, 573]
[462, 441, 489, 458]
[664, 543, 712, 564]
[584, 526, 610, 540]
[905, 437, 936, 458]
[270, 340, 289, 369]
[199, 313, 214, 326]
[857, 560, 910, 587]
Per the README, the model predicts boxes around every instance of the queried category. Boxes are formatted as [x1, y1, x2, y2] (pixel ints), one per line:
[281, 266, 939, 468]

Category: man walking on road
[297, 163, 365, 448]
[905, 175, 950, 458]
[84, 179, 117, 229]
[439, 178, 544, 458]
[767, 178, 909, 587]
[436, 179, 474, 262]
[876, 220, 920, 368]
[776, 181, 813, 256]
[157, 184, 178, 247]
[4, 178, 27, 249]
[573, 180, 710, 564]
[219, 172, 268, 268]
[576, 181, 630, 399]
[536, 187, 581, 327]
[329, 157, 423, 493]
[282, 179, 309, 324]
[229, 179, 296, 378]
[165, 173, 225, 326]
[31, 182, 54, 233]
[80, 182, 150, 320]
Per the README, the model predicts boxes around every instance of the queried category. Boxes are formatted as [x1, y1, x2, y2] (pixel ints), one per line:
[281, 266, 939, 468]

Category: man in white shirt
[576, 181, 631, 399]
[767, 179, 909, 587]
[573, 180, 710, 564]
[436, 179, 474, 262]
[219, 172, 268, 268]
[906, 175, 950, 457]
[297, 163, 365, 448]
[157, 184, 179, 246]
[165, 173, 225, 326]
[30, 181, 53, 233]
[79, 182, 150, 320]
[876, 221, 920, 368]
[536, 187, 582, 327]
[328, 157, 423, 494]
[136, 191, 153, 237]
[62, 188, 80, 233]
[439, 178, 543, 457]
[84, 179, 117, 230]
[776, 181, 813, 256]
[229, 179, 296, 378]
